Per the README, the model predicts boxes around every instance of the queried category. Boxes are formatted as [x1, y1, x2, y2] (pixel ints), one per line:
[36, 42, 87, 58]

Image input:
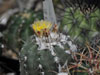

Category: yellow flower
[32, 20, 52, 37]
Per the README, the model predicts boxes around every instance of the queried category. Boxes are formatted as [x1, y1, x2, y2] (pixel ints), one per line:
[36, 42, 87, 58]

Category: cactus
[20, 20, 77, 75]
[61, 0, 100, 45]
[4, 10, 43, 53]
[68, 42, 100, 75]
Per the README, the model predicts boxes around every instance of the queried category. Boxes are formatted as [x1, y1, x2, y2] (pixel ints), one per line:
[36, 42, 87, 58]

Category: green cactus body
[4, 10, 43, 52]
[20, 30, 77, 75]
[61, 7, 100, 44]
